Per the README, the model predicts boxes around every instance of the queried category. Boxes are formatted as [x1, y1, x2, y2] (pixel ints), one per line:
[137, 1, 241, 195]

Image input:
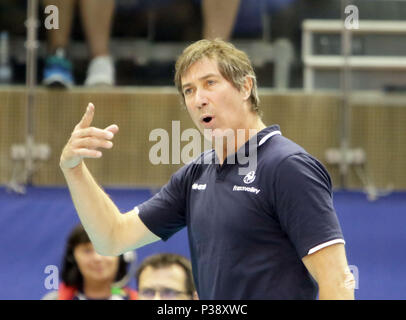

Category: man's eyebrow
[182, 73, 219, 90]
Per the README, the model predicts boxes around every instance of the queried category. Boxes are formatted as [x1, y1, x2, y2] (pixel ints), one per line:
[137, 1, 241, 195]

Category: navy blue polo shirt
[137, 125, 344, 300]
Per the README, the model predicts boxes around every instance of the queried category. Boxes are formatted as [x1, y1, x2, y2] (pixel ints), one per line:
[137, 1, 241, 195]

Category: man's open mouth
[201, 116, 214, 123]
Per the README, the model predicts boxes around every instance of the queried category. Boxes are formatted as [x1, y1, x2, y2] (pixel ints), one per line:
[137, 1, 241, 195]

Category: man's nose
[152, 292, 164, 300]
[195, 89, 208, 109]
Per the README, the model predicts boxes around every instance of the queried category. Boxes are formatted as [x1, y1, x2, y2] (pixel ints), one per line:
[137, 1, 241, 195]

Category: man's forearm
[318, 281, 355, 300]
[62, 161, 121, 256]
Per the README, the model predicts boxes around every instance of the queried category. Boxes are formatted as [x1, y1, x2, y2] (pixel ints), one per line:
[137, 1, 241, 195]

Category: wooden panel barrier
[0, 87, 405, 190]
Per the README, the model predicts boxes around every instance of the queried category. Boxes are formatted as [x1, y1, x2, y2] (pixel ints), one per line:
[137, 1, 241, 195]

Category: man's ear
[242, 76, 253, 101]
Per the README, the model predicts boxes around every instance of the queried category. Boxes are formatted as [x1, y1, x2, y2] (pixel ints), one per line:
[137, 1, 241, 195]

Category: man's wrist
[60, 159, 84, 175]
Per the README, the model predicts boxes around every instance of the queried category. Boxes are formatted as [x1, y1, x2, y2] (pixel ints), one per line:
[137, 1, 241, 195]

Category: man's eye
[184, 88, 192, 95]
[207, 79, 216, 85]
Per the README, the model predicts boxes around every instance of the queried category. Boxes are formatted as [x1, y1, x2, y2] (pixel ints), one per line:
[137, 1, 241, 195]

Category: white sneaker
[84, 55, 115, 86]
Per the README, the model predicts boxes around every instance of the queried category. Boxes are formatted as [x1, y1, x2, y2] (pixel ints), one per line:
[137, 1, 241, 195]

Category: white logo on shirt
[232, 185, 261, 194]
[192, 183, 207, 191]
[243, 171, 256, 184]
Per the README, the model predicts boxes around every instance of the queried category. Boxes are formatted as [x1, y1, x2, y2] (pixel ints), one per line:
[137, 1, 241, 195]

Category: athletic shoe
[84, 55, 115, 86]
[42, 49, 74, 88]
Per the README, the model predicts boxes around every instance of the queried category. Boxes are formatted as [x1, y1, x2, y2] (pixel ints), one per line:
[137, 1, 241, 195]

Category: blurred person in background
[42, 224, 137, 300]
[136, 253, 197, 300]
[201, 0, 240, 41]
[42, 0, 115, 88]
[41, 0, 240, 88]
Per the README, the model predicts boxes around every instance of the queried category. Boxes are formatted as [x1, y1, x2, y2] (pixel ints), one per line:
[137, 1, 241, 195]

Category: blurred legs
[79, 0, 115, 59]
[202, 0, 241, 40]
[43, 0, 76, 53]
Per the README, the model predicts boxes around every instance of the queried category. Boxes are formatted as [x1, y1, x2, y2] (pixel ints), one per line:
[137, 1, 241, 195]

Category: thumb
[78, 103, 95, 129]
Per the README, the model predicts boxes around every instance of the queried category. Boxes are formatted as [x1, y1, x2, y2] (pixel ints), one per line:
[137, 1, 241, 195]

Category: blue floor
[333, 191, 406, 299]
[0, 186, 405, 299]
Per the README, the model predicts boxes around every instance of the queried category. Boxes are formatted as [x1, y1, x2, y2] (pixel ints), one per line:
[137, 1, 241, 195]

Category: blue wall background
[0, 186, 405, 300]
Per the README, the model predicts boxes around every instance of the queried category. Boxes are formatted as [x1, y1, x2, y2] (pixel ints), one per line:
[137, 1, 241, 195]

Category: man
[136, 253, 196, 300]
[60, 39, 355, 299]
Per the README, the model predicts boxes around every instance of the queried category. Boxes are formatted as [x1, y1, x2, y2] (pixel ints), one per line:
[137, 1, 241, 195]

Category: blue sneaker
[42, 49, 74, 88]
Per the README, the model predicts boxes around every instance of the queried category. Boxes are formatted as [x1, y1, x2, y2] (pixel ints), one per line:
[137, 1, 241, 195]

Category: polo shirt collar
[238, 124, 282, 157]
[256, 125, 282, 147]
[217, 124, 282, 166]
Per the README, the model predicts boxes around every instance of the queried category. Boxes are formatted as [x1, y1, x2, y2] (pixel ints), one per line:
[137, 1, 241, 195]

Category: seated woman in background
[42, 224, 137, 300]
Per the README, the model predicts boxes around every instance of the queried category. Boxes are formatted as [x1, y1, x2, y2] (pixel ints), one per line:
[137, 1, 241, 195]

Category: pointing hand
[60, 103, 119, 170]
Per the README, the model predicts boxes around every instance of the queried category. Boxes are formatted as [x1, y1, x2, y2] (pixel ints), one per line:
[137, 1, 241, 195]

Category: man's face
[138, 265, 192, 300]
[181, 57, 252, 141]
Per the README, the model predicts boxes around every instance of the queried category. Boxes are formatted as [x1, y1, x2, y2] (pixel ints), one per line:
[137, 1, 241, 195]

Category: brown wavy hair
[174, 38, 261, 115]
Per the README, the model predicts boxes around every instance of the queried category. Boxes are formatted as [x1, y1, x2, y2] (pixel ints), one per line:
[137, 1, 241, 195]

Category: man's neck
[216, 118, 266, 165]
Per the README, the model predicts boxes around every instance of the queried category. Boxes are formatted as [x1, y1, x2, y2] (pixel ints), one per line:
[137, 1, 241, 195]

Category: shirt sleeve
[137, 165, 189, 241]
[274, 153, 344, 258]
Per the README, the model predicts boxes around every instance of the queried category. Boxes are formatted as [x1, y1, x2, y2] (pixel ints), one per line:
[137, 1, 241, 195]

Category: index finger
[78, 103, 95, 129]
